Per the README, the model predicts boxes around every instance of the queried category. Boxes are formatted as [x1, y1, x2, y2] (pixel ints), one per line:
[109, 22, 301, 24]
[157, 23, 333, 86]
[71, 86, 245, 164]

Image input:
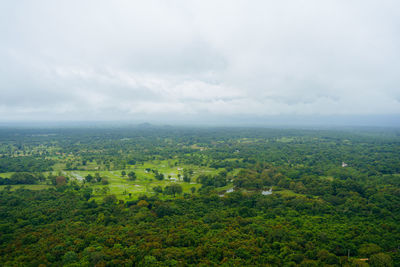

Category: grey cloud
[0, 0, 399, 123]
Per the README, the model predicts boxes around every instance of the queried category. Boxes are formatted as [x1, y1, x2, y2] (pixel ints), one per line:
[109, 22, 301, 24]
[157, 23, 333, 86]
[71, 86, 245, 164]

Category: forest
[0, 125, 399, 266]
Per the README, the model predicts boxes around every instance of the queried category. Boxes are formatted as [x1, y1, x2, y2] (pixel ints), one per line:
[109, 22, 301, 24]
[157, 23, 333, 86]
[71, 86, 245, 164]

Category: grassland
[0, 160, 224, 201]
[0, 157, 308, 201]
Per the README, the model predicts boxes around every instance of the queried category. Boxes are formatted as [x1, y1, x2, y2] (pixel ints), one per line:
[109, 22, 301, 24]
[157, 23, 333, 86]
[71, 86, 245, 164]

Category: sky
[1, 0, 400, 126]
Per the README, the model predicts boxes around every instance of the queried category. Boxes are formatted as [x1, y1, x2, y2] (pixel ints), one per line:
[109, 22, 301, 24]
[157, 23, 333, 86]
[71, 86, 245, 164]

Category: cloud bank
[1, 0, 400, 122]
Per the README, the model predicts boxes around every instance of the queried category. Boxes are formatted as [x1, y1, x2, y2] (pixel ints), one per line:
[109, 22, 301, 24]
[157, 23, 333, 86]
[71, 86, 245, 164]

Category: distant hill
[137, 122, 153, 128]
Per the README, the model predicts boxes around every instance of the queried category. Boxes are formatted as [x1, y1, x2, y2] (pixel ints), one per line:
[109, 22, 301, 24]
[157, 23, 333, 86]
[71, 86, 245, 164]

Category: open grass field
[0, 159, 230, 200]
[60, 160, 222, 201]
[0, 172, 15, 178]
[82, 171, 201, 201]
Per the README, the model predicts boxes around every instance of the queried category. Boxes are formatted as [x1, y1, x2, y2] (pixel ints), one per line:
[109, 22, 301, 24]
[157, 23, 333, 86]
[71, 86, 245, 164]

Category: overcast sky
[1, 0, 400, 124]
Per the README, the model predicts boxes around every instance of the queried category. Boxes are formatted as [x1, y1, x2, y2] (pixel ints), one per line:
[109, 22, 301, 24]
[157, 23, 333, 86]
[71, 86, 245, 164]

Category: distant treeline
[0, 172, 44, 185]
[0, 157, 54, 172]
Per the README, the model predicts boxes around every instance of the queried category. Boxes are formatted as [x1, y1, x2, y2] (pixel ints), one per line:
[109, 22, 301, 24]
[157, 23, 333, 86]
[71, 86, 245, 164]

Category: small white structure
[342, 162, 348, 167]
[226, 188, 234, 193]
[262, 188, 273, 195]
[219, 188, 234, 197]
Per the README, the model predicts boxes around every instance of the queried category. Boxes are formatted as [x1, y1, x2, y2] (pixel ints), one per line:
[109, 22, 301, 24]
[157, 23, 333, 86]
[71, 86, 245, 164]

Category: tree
[103, 194, 117, 205]
[191, 187, 196, 194]
[128, 171, 136, 181]
[358, 243, 382, 258]
[183, 175, 191, 183]
[155, 172, 164, 181]
[369, 253, 393, 267]
[85, 174, 93, 183]
[10, 173, 37, 184]
[121, 171, 126, 177]
[82, 187, 93, 201]
[101, 187, 110, 195]
[184, 168, 193, 176]
[137, 200, 149, 208]
[164, 184, 183, 197]
[94, 173, 102, 182]
[153, 186, 163, 194]
[62, 251, 78, 264]
[55, 176, 67, 187]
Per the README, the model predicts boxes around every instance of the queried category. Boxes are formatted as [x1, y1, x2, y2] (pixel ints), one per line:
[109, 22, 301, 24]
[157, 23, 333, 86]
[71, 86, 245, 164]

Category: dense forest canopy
[0, 126, 399, 266]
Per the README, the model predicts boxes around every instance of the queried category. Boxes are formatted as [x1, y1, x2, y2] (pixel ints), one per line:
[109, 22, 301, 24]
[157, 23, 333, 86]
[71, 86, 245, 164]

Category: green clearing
[0, 172, 14, 178]
[276, 137, 295, 143]
[64, 160, 220, 201]
[0, 160, 223, 201]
